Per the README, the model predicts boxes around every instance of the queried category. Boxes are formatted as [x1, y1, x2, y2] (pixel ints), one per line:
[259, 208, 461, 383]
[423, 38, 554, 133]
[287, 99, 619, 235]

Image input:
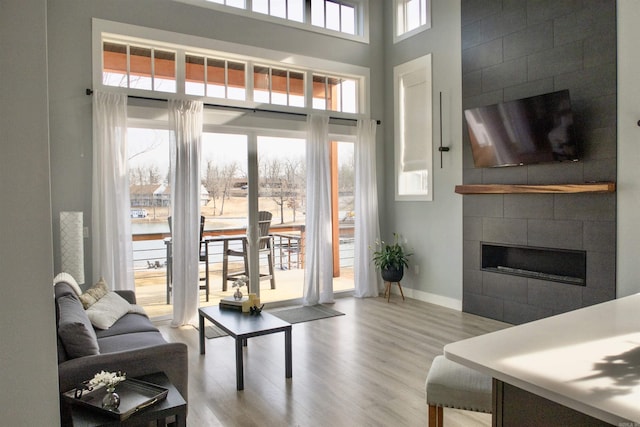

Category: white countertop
[444, 294, 640, 425]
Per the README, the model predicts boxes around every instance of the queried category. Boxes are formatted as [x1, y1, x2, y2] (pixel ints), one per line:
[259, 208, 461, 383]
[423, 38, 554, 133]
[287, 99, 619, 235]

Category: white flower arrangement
[89, 370, 126, 391]
[232, 275, 248, 289]
[232, 275, 248, 300]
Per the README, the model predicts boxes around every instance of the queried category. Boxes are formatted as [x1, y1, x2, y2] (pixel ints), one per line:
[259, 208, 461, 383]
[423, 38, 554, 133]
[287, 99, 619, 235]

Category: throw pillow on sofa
[57, 294, 100, 358]
[86, 291, 134, 330]
[79, 278, 109, 309]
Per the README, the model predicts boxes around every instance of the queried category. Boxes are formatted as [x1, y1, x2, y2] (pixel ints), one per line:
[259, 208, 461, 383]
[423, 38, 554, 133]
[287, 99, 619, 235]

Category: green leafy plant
[371, 233, 412, 271]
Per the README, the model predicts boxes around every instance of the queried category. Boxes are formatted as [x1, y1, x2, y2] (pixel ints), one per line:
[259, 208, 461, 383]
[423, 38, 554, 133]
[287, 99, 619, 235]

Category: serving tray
[62, 378, 168, 421]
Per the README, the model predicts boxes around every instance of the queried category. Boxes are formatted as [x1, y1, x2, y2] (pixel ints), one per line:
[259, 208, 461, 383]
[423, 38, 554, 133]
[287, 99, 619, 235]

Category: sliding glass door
[127, 118, 355, 318]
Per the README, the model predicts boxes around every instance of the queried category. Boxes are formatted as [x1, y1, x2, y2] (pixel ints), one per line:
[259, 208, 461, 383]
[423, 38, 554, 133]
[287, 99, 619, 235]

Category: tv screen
[464, 90, 578, 168]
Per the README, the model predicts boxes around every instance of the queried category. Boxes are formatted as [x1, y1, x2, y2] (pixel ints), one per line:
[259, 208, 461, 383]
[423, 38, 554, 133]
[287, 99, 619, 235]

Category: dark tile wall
[461, 0, 617, 324]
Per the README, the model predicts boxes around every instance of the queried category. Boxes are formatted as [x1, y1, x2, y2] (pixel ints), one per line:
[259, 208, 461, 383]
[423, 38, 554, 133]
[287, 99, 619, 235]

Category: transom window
[103, 42, 176, 92]
[253, 0, 304, 22]
[312, 74, 357, 113]
[311, 0, 356, 34]
[185, 55, 247, 100]
[253, 65, 305, 107]
[207, 0, 245, 8]
[394, 0, 430, 42]
[101, 38, 362, 115]
[175, 0, 366, 41]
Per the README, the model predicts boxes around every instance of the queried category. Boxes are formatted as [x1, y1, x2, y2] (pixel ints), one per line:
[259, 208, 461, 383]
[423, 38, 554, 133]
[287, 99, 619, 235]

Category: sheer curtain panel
[92, 91, 134, 291]
[168, 99, 203, 327]
[354, 119, 382, 297]
[303, 115, 334, 305]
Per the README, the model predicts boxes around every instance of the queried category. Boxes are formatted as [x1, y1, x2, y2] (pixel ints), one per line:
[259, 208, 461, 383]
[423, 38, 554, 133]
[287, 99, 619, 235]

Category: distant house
[130, 184, 209, 207]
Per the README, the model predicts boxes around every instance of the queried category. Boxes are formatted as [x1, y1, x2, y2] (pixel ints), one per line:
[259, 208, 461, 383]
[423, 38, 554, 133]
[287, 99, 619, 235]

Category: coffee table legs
[235, 338, 244, 390]
[199, 311, 292, 390]
[285, 327, 292, 379]
[234, 330, 290, 390]
[199, 313, 205, 355]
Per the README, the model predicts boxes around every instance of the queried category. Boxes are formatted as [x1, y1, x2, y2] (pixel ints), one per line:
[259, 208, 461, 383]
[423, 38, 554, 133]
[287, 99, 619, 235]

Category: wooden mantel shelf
[455, 182, 616, 195]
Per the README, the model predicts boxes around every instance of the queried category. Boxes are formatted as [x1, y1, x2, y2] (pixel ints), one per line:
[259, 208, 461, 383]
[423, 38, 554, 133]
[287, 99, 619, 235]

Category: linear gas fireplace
[481, 243, 586, 286]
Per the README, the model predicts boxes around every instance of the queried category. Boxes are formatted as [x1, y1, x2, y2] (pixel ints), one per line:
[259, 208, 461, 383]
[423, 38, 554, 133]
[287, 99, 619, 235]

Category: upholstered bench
[425, 355, 492, 426]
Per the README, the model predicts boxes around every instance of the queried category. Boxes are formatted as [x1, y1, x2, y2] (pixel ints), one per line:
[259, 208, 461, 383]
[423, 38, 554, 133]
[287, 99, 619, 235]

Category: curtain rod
[86, 89, 381, 125]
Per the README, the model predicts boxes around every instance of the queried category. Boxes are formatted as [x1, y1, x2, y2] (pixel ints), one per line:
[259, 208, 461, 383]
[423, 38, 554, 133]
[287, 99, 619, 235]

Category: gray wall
[3, 0, 640, 424]
[460, 0, 617, 324]
[382, 0, 465, 308]
[617, 0, 640, 298]
[47, 0, 386, 286]
[1, 0, 60, 425]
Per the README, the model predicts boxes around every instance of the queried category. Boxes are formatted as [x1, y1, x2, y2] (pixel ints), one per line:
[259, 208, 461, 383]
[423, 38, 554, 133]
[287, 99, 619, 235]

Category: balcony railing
[131, 223, 354, 293]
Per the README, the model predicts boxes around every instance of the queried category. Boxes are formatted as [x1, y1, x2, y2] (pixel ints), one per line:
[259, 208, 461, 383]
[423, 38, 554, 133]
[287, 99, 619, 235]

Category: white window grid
[312, 74, 358, 113]
[311, 0, 356, 35]
[394, 0, 431, 43]
[184, 54, 248, 100]
[101, 38, 361, 115]
[253, 64, 306, 107]
[252, 0, 305, 22]
[175, 0, 367, 42]
[103, 42, 178, 93]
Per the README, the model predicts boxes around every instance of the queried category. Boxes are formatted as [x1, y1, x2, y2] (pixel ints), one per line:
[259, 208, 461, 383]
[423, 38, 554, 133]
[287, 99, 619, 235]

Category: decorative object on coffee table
[220, 290, 261, 313]
[249, 304, 265, 315]
[89, 370, 126, 410]
[232, 275, 248, 300]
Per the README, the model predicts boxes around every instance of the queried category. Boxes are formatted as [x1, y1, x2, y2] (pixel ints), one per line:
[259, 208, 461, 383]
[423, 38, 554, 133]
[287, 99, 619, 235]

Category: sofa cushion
[57, 294, 100, 358]
[79, 278, 109, 309]
[94, 313, 159, 339]
[97, 331, 168, 354]
[86, 291, 134, 330]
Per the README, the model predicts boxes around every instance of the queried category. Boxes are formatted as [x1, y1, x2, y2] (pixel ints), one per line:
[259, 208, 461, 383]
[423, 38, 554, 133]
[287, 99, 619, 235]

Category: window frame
[174, 0, 369, 43]
[393, 54, 433, 202]
[93, 19, 370, 119]
[311, 0, 357, 35]
[393, 0, 431, 44]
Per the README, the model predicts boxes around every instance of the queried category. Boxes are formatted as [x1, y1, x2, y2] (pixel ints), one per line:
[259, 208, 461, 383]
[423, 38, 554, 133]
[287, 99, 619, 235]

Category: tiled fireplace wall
[461, 0, 617, 324]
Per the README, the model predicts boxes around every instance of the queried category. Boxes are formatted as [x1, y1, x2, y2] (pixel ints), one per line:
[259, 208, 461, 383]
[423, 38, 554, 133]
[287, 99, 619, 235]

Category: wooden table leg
[397, 281, 405, 301]
[384, 281, 391, 302]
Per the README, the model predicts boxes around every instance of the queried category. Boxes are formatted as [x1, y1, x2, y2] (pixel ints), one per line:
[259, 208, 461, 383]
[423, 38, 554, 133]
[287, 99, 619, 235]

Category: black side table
[64, 372, 186, 427]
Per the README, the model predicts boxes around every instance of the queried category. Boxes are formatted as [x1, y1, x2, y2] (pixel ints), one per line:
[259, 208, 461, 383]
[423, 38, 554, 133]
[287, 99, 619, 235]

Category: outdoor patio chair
[166, 215, 210, 303]
[223, 210, 276, 290]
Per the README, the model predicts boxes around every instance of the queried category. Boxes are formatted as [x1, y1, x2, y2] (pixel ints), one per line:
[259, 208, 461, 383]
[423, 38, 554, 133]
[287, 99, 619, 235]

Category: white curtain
[92, 91, 134, 291]
[354, 119, 382, 297]
[303, 114, 334, 305]
[168, 99, 203, 327]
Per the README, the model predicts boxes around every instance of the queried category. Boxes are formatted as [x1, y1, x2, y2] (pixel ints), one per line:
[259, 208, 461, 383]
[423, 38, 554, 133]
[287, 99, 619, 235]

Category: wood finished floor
[156, 295, 509, 427]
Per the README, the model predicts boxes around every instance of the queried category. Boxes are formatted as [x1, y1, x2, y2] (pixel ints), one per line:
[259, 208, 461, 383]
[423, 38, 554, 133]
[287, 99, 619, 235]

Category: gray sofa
[54, 281, 188, 404]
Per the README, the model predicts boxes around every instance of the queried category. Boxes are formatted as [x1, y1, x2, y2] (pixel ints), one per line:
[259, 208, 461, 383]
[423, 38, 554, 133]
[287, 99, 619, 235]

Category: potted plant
[371, 233, 412, 282]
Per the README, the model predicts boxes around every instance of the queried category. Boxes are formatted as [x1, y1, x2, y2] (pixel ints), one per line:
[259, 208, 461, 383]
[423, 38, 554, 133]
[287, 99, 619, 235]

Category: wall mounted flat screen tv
[464, 90, 578, 168]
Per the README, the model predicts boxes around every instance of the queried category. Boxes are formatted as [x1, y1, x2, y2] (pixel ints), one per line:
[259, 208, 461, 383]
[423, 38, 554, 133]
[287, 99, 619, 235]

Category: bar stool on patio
[166, 215, 210, 303]
[222, 211, 276, 290]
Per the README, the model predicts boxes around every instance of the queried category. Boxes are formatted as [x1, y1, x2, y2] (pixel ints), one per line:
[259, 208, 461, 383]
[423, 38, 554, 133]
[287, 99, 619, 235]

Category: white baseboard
[392, 286, 462, 311]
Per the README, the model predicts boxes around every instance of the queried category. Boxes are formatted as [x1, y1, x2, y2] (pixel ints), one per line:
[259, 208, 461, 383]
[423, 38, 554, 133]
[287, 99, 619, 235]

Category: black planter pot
[381, 266, 404, 282]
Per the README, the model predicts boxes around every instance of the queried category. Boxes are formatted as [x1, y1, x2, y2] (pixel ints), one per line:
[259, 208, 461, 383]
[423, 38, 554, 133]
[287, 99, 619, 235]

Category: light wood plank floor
[156, 295, 509, 427]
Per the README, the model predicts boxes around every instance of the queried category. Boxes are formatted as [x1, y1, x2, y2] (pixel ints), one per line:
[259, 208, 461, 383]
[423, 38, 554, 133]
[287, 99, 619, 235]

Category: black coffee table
[198, 306, 292, 390]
